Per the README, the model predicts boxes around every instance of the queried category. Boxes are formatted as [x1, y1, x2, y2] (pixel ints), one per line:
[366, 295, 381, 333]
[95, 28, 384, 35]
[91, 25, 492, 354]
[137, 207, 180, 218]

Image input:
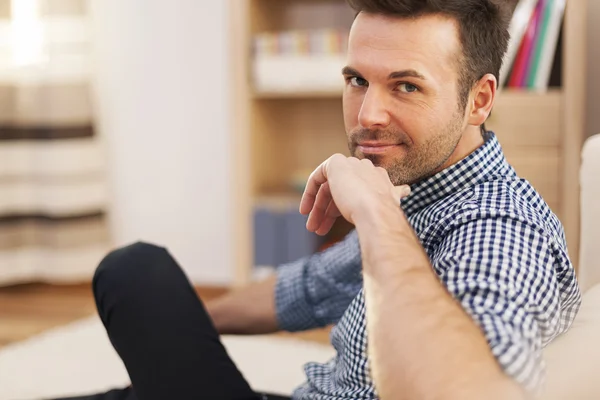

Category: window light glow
[10, 0, 44, 66]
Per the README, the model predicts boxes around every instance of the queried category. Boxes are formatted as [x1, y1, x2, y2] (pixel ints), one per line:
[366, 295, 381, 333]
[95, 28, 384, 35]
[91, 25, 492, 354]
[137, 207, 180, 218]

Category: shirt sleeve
[432, 211, 578, 392]
[275, 230, 363, 332]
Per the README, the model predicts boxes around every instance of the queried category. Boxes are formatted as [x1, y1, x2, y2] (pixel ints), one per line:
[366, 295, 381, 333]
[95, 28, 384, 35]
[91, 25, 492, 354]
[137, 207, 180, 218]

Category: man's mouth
[357, 141, 402, 155]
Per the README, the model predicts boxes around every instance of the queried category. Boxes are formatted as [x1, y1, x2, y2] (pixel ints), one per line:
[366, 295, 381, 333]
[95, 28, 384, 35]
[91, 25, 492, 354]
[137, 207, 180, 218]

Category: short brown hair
[346, 0, 511, 108]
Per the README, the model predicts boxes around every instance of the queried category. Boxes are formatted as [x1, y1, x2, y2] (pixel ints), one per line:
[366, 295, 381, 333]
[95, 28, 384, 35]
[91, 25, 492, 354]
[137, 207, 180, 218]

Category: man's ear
[467, 73, 497, 127]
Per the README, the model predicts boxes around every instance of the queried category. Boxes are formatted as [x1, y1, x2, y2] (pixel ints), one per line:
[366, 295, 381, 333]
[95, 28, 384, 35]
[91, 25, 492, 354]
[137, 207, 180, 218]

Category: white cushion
[578, 134, 600, 292]
[543, 284, 600, 399]
[540, 134, 600, 398]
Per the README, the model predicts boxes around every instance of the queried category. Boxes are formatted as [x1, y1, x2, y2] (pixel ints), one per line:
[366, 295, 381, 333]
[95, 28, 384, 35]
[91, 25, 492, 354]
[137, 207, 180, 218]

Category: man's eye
[348, 76, 368, 87]
[398, 83, 418, 93]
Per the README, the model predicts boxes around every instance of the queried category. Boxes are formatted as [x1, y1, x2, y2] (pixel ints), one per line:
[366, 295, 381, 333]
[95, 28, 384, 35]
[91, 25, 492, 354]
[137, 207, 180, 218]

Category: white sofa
[576, 134, 600, 293]
[542, 134, 600, 400]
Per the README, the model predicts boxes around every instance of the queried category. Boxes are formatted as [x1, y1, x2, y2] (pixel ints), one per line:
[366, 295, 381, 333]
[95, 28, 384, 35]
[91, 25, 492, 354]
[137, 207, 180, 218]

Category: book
[508, 0, 543, 87]
[500, 0, 540, 88]
[526, 0, 552, 88]
[282, 208, 324, 263]
[253, 207, 284, 268]
[253, 202, 324, 269]
[534, 0, 566, 91]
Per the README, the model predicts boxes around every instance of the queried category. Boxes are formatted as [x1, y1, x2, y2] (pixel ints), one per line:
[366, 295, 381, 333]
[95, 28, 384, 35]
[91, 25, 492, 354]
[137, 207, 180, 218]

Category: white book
[534, 0, 567, 92]
[499, 0, 540, 88]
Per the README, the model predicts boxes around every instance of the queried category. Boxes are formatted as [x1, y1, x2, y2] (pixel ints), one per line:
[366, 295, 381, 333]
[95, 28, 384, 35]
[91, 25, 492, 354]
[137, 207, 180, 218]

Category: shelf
[252, 54, 346, 96]
[253, 192, 303, 209]
[497, 87, 562, 97]
[231, 0, 586, 285]
[253, 88, 342, 99]
[250, 0, 355, 33]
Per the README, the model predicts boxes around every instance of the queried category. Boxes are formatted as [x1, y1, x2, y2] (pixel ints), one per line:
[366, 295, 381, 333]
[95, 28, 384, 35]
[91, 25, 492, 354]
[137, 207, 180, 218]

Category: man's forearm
[355, 203, 525, 400]
[206, 276, 280, 335]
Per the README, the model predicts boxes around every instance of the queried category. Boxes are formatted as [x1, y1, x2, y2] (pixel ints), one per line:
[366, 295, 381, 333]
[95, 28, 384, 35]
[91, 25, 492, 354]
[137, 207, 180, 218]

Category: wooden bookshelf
[253, 89, 343, 99]
[229, 0, 587, 285]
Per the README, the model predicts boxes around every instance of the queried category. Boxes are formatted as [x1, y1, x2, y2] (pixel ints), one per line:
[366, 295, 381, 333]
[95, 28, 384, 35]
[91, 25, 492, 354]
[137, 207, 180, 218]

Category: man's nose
[358, 87, 391, 130]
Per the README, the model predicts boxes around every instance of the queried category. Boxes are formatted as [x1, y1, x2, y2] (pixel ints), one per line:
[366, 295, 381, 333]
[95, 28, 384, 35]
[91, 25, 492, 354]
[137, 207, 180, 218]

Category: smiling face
[343, 12, 480, 186]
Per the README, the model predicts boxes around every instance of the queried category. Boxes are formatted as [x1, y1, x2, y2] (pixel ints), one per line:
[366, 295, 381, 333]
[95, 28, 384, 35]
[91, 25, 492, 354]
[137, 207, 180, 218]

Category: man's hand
[299, 153, 411, 236]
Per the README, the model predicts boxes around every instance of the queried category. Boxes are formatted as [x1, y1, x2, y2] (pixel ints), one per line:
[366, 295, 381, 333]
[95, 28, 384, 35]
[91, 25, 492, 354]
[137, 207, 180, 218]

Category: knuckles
[376, 166, 388, 175]
[330, 153, 347, 162]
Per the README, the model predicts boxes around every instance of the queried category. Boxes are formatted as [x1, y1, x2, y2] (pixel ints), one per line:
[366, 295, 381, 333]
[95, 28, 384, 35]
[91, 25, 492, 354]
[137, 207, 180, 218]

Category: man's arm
[206, 276, 279, 335]
[356, 205, 527, 400]
[208, 230, 363, 335]
[299, 155, 529, 400]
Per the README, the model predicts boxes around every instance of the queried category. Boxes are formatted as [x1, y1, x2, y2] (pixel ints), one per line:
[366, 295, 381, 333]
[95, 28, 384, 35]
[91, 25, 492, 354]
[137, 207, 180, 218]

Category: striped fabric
[0, 0, 110, 285]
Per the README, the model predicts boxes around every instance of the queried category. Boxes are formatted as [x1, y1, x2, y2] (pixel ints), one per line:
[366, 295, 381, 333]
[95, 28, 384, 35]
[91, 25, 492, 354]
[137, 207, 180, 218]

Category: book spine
[253, 207, 282, 268]
[500, 0, 540, 88]
[282, 207, 324, 264]
[534, 0, 567, 91]
[509, 0, 543, 87]
[526, 0, 553, 88]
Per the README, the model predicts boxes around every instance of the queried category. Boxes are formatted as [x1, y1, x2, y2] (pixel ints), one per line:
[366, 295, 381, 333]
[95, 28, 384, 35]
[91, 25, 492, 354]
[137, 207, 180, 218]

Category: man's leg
[92, 242, 259, 400]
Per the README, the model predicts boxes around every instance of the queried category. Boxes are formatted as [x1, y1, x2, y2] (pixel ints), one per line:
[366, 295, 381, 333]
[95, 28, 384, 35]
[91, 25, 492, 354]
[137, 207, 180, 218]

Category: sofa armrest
[579, 134, 600, 292]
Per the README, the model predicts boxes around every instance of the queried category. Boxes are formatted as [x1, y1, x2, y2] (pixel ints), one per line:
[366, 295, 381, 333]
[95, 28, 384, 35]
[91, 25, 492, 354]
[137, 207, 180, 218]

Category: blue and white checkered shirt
[275, 132, 581, 399]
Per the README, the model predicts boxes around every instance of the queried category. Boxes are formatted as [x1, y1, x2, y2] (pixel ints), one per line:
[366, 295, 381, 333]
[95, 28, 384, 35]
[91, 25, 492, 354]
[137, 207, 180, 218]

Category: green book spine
[527, 0, 553, 88]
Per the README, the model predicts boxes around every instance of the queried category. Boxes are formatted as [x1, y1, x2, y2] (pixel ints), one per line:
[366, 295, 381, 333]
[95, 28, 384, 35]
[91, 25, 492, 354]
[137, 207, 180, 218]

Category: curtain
[0, 0, 109, 285]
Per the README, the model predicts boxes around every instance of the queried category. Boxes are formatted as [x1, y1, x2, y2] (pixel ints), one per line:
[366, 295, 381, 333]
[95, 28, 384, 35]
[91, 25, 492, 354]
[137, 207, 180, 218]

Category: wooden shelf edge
[496, 88, 563, 99]
[253, 89, 343, 99]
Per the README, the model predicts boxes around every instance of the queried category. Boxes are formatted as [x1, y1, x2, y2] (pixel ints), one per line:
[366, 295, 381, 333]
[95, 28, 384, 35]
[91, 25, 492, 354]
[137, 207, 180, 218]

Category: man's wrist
[353, 199, 428, 274]
[352, 196, 402, 231]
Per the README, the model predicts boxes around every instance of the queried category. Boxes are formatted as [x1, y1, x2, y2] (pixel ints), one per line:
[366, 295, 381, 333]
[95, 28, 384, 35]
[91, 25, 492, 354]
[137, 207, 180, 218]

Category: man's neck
[439, 125, 486, 172]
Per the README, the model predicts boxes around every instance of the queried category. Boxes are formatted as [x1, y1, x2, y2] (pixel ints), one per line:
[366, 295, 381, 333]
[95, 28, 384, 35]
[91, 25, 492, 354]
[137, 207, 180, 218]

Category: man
[56, 0, 581, 399]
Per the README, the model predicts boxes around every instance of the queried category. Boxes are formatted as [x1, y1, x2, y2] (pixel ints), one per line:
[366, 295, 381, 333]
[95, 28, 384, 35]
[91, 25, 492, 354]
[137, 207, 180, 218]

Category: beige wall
[587, 0, 600, 137]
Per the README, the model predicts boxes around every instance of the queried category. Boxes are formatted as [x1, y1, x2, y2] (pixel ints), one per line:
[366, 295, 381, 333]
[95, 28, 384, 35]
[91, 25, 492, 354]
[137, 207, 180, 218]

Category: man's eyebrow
[341, 67, 426, 81]
[388, 69, 426, 80]
[341, 66, 363, 77]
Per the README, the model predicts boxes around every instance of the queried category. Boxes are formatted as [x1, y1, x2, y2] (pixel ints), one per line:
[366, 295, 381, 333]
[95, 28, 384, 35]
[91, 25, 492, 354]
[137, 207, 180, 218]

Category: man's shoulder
[414, 174, 565, 247]
[472, 175, 561, 232]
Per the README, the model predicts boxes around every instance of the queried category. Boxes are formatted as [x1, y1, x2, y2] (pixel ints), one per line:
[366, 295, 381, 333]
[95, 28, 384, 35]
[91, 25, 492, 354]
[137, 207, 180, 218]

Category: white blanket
[0, 317, 335, 400]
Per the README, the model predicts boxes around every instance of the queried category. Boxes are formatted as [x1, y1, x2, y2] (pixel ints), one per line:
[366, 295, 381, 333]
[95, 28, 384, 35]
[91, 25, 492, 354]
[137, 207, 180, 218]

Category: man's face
[343, 13, 469, 186]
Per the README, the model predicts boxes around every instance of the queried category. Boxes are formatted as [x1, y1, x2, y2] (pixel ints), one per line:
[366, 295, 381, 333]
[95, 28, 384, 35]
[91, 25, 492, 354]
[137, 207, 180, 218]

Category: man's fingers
[306, 181, 333, 232]
[300, 160, 329, 215]
[315, 200, 341, 236]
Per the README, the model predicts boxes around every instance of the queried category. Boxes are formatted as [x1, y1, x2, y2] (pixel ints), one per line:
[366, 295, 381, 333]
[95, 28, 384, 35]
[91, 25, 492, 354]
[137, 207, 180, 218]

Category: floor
[0, 283, 330, 350]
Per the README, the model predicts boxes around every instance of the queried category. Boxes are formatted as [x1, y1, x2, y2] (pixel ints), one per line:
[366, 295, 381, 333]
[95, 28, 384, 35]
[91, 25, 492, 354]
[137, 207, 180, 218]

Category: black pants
[51, 242, 290, 400]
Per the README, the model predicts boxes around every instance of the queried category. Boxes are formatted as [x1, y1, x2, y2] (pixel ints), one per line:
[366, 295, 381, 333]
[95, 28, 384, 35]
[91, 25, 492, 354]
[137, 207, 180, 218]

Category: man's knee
[93, 241, 167, 297]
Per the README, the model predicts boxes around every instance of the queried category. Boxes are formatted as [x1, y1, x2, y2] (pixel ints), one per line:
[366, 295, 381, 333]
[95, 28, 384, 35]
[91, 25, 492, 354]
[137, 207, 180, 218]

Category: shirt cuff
[275, 258, 320, 332]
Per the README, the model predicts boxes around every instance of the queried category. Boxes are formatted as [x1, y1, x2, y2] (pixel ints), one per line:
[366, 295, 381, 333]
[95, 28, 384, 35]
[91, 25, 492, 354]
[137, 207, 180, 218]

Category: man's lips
[357, 142, 402, 155]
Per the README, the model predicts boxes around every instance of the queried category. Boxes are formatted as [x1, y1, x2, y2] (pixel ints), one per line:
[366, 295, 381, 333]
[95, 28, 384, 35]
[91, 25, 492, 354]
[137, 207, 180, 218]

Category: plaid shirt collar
[401, 131, 508, 216]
